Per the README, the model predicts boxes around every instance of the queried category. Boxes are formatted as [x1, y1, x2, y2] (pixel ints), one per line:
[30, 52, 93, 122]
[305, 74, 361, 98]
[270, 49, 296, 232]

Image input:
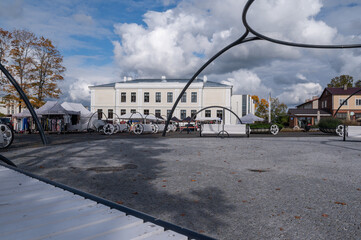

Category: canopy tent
[37, 101, 80, 116]
[182, 116, 193, 122]
[119, 112, 144, 120]
[195, 116, 221, 122]
[171, 116, 181, 122]
[144, 115, 164, 122]
[13, 109, 41, 118]
[239, 113, 264, 124]
[61, 102, 91, 116]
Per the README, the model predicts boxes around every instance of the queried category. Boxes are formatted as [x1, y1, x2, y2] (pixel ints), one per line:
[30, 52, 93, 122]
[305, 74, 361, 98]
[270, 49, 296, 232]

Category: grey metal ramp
[0, 164, 214, 240]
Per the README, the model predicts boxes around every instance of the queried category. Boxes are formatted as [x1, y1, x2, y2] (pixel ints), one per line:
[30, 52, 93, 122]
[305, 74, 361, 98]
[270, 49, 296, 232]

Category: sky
[1, 0, 361, 107]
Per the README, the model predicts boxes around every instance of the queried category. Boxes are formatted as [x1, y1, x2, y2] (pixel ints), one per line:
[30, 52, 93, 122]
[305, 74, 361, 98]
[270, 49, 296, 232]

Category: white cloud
[219, 69, 269, 97]
[277, 82, 323, 105]
[296, 73, 307, 81]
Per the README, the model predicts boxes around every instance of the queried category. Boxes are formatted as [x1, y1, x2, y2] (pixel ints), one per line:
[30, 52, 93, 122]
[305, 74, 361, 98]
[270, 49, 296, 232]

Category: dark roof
[296, 98, 318, 108]
[326, 87, 361, 95]
[89, 78, 230, 88]
[288, 109, 331, 116]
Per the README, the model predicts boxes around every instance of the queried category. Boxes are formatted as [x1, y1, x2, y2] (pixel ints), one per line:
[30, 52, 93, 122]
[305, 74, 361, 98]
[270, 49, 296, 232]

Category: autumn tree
[0, 29, 12, 85]
[30, 37, 65, 108]
[0, 28, 65, 112]
[327, 75, 353, 88]
[6, 29, 37, 112]
[252, 95, 288, 125]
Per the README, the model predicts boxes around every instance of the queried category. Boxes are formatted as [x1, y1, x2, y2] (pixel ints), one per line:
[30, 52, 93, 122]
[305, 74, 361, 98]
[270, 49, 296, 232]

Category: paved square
[2, 135, 361, 239]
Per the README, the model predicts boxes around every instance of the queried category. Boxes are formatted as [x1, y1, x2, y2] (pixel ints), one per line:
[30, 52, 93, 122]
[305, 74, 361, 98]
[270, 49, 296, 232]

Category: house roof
[288, 109, 331, 116]
[323, 87, 361, 96]
[296, 98, 318, 108]
[89, 78, 230, 88]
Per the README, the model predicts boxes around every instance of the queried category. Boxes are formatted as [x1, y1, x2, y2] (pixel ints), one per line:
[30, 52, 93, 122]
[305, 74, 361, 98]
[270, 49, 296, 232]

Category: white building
[0, 94, 19, 116]
[89, 77, 255, 124]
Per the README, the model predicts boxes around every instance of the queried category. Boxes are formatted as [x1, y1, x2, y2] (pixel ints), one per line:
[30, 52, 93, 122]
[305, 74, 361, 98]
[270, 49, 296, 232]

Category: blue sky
[1, 0, 361, 106]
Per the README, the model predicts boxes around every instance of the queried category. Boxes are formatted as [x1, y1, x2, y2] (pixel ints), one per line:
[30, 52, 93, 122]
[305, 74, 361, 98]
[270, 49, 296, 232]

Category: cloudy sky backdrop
[1, 0, 361, 107]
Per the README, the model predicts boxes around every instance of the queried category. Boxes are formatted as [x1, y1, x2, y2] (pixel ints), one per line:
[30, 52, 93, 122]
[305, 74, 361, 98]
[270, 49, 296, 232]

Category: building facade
[318, 87, 361, 120]
[89, 77, 255, 124]
[0, 94, 19, 117]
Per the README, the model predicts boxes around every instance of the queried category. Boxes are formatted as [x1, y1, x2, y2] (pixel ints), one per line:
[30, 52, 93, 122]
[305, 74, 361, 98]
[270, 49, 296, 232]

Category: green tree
[355, 79, 361, 87]
[327, 75, 353, 88]
[270, 98, 288, 125]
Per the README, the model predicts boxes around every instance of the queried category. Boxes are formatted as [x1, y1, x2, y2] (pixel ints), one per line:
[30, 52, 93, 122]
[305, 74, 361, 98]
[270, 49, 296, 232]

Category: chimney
[124, 76, 127, 82]
[203, 75, 208, 83]
[161, 76, 167, 82]
[344, 84, 347, 90]
[312, 96, 318, 100]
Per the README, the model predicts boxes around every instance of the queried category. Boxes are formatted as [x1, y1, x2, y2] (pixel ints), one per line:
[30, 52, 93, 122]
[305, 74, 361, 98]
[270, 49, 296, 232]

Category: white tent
[119, 112, 145, 120]
[195, 116, 221, 122]
[144, 115, 164, 122]
[61, 102, 92, 131]
[239, 113, 264, 124]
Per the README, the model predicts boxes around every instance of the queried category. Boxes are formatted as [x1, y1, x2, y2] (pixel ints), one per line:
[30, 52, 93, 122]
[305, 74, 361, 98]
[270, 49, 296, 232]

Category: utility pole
[268, 92, 271, 123]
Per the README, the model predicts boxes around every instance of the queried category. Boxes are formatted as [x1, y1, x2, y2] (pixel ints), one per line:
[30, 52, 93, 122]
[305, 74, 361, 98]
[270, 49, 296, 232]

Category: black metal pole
[0, 63, 48, 145]
[343, 124, 346, 141]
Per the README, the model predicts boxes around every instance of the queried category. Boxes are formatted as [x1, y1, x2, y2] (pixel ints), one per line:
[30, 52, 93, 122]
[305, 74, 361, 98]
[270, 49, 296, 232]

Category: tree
[252, 95, 269, 119]
[327, 75, 353, 88]
[270, 98, 288, 125]
[30, 37, 65, 108]
[0, 28, 65, 111]
[0, 28, 12, 86]
[355, 80, 361, 88]
[6, 29, 37, 112]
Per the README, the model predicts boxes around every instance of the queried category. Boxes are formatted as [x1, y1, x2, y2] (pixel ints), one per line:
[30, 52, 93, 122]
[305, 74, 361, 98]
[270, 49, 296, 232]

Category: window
[167, 110, 171, 117]
[205, 110, 211, 117]
[322, 100, 327, 108]
[108, 109, 113, 119]
[356, 99, 361, 106]
[121, 92, 126, 102]
[156, 92, 161, 102]
[242, 95, 247, 116]
[144, 109, 149, 115]
[180, 110, 186, 119]
[167, 92, 173, 103]
[97, 109, 103, 120]
[155, 109, 161, 117]
[191, 92, 197, 103]
[339, 99, 348, 106]
[336, 113, 347, 119]
[131, 109, 136, 113]
[191, 110, 197, 118]
[144, 92, 149, 103]
[181, 92, 187, 103]
[121, 109, 126, 115]
[217, 110, 223, 120]
[131, 92, 136, 102]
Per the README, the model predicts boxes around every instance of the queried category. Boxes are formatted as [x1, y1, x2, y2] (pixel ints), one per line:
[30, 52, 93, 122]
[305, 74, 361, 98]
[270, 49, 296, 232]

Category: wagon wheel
[217, 130, 229, 138]
[103, 123, 115, 135]
[151, 124, 159, 133]
[270, 124, 279, 135]
[133, 124, 144, 135]
[336, 124, 346, 137]
[0, 124, 14, 148]
[166, 124, 171, 133]
[113, 123, 120, 134]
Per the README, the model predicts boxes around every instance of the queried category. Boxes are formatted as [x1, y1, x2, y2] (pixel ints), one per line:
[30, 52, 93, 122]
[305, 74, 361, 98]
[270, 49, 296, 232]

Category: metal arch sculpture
[0, 63, 48, 145]
[162, 0, 361, 136]
[190, 105, 243, 124]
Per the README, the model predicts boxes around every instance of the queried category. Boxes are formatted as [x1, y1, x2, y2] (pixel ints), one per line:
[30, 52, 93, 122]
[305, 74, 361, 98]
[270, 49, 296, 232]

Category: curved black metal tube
[162, 0, 361, 136]
[162, 30, 257, 136]
[243, 0, 361, 49]
[333, 88, 361, 118]
[0, 63, 48, 145]
[0, 154, 17, 167]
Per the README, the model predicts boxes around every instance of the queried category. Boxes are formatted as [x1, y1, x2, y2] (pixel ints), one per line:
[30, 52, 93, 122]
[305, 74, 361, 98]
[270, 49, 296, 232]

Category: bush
[318, 118, 342, 129]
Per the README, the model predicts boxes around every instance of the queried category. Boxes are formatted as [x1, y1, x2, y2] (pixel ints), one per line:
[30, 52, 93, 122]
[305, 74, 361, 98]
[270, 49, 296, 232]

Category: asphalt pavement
[1, 132, 360, 239]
